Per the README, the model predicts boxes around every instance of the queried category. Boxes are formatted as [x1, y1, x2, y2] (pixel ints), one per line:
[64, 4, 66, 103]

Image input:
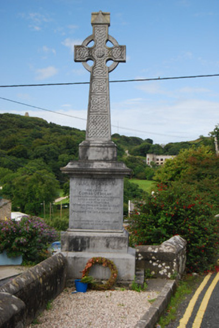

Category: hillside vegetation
[0, 113, 217, 215]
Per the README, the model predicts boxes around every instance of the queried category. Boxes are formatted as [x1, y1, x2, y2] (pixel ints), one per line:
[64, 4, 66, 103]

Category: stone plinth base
[79, 140, 117, 161]
[61, 229, 129, 253]
[62, 247, 136, 284]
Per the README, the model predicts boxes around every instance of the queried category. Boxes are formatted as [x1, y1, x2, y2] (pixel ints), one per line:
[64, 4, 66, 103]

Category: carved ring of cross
[80, 34, 120, 73]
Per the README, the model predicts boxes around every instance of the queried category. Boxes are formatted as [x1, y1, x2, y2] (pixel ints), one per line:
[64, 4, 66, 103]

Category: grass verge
[130, 179, 156, 193]
[158, 274, 203, 328]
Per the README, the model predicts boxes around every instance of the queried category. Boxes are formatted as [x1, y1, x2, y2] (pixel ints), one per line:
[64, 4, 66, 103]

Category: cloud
[42, 46, 56, 55]
[19, 12, 52, 31]
[33, 108, 87, 130]
[35, 66, 58, 80]
[111, 97, 219, 143]
[16, 93, 32, 101]
[68, 25, 78, 30]
[62, 38, 82, 52]
[72, 68, 87, 76]
[136, 83, 211, 98]
[137, 83, 168, 95]
[178, 87, 210, 94]
[194, 12, 214, 17]
[163, 51, 193, 66]
[177, 0, 191, 7]
[32, 25, 41, 31]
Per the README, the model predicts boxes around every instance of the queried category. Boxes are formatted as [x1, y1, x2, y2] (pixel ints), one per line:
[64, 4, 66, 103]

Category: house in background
[146, 153, 176, 167]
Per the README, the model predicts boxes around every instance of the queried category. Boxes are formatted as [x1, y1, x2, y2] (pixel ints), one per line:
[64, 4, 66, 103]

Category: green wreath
[81, 257, 118, 290]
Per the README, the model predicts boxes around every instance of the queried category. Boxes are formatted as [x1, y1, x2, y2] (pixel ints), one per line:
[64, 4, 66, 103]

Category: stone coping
[135, 279, 177, 328]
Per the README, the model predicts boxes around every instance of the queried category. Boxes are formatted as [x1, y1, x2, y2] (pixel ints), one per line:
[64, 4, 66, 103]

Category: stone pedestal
[61, 159, 136, 283]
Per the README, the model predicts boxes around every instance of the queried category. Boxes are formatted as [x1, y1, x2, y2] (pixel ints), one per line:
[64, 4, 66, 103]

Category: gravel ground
[28, 287, 159, 328]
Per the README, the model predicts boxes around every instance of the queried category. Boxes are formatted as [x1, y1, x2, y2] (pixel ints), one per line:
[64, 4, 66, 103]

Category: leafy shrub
[124, 178, 145, 204]
[128, 183, 218, 273]
[44, 215, 69, 231]
[0, 217, 59, 264]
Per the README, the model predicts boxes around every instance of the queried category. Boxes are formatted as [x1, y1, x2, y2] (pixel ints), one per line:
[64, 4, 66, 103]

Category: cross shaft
[74, 11, 126, 141]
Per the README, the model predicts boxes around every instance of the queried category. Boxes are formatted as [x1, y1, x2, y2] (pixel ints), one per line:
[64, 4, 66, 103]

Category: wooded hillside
[0, 113, 215, 183]
[0, 113, 217, 214]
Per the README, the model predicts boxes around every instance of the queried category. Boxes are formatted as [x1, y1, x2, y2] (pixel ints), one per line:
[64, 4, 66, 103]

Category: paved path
[170, 272, 219, 328]
[54, 196, 68, 203]
[0, 265, 28, 286]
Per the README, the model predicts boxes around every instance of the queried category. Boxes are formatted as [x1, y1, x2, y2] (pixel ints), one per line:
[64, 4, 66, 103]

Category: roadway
[165, 271, 219, 328]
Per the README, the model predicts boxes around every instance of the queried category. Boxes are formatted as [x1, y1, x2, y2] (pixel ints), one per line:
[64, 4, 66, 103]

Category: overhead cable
[0, 96, 188, 138]
[0, 73, 219, 88]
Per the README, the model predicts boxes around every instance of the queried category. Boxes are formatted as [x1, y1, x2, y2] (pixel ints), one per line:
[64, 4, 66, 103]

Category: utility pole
[60, 201, 62, 219]
[43, 201, 45, 219]
[214, 136, 219, 156]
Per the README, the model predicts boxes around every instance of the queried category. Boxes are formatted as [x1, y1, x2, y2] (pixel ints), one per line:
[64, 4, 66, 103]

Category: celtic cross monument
[61, 11, 135, 283]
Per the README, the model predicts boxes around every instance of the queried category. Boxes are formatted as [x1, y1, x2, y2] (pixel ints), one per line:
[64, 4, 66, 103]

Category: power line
[0, 96, 187, 138]
[1, 73, 219, 88]
[0, 96, 86, 121]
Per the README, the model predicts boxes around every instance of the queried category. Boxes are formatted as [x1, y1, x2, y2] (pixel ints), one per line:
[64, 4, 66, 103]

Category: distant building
[25, 112, 29, 117]
[11, 212, 29, 222]
[146, 154, 176, 167]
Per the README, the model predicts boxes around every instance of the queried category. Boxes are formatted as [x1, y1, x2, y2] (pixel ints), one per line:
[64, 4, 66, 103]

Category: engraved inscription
[73, 191, 120, 214]
[70, 178, 123, 230]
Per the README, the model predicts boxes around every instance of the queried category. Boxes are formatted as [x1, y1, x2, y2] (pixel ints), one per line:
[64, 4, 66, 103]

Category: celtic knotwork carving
[90, 95, 108, 113]
[95, 48, 106, 58]
[112, 47, 123, 60]
[94, 26, 107, 47]
[87, 115, 109, 138]
[76, 47, 89, 60]
[93, 60, 107, 77]
[92, 78, 107, 93]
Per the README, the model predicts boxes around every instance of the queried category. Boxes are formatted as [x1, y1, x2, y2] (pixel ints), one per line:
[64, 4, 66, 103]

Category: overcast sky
[0, 0, 219, 144]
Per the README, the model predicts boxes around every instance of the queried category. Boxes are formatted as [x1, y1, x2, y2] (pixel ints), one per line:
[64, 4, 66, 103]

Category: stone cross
[74, 11, 126, 141]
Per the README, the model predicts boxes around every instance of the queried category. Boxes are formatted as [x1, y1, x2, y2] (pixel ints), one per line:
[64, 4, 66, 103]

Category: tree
[128, 183, 218, 273]
[209, 124, 219, 154]
[129, 142, 152, 156]
[154, 145, 219, 208]
[145, 166, 155, 180]
[2, 160, 59, 215]
[123, 178, 145, 215]
[123, 156, 146, 179]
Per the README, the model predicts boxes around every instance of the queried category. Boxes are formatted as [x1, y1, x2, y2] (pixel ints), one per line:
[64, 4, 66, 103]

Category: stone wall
[136, 235, 187, 279]
[0, 199, 11, 221]
[0, 253, 67, 328]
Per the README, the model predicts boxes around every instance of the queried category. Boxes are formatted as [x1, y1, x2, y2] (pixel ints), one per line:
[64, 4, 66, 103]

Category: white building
[146, 154, 176, 166]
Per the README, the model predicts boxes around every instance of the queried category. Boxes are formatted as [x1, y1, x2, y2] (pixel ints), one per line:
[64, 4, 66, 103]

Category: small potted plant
[75, 276, 95, 293]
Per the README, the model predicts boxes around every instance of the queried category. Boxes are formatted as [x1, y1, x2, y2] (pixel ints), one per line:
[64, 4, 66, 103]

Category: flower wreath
[82, 257, 118, 290]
